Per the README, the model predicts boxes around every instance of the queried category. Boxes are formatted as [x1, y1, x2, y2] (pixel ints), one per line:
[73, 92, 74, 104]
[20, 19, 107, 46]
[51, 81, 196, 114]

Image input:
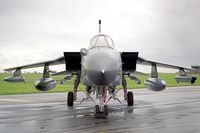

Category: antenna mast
[99, 19, 101, 33]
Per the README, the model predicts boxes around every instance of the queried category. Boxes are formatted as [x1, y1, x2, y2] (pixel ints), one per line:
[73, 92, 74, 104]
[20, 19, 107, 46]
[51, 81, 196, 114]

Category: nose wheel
[94, 105, 108, 118]
[94, 86, 109, 118]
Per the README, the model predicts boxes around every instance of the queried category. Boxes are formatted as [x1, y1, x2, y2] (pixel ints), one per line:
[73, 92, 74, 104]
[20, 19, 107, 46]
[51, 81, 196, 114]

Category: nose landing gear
[94, 87, 109, 118]
[94, 105, 108, 118]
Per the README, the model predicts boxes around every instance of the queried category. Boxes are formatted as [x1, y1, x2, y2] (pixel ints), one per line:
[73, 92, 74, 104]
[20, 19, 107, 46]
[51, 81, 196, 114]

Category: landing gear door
[64, 52, 81, 71]
[121, 52, 139, 71]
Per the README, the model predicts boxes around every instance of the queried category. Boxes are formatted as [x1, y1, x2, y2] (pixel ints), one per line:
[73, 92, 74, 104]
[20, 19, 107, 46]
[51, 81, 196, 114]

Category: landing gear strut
[67, 73, 80, 107]
[122, 75, 134, 106]
[94, 87, 109, 118]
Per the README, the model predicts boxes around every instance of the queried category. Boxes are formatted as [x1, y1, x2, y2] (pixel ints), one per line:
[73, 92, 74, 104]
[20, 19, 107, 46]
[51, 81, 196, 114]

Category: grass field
[0, 73, 200, 95]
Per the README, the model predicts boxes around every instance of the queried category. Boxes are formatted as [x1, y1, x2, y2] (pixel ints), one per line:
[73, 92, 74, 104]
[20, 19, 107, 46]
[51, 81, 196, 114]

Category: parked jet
[4, 20, 197, 118]
[191, 66, 200, 72]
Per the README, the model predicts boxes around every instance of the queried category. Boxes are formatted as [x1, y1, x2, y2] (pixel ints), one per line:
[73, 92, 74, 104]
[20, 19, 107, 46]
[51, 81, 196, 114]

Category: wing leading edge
[137, 56, 195, 71]
[4, 56, 65, 71]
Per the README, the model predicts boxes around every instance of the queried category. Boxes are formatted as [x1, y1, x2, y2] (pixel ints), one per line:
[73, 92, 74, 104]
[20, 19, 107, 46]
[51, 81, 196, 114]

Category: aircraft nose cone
[87, 69, 117, 86]
[86, 53, 120, 86]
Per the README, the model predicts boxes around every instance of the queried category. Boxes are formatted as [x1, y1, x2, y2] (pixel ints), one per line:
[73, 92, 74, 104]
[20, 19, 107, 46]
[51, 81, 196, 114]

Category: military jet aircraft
[191, 66, 200, 73]
[4, 20, 197, 118]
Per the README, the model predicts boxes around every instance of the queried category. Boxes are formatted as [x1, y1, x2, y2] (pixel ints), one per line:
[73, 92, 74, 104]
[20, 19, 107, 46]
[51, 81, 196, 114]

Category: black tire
[67, 92, 74, 106]
[94, 105, 100, 118]
[104, 105, 108, 116]
[191, 77, 197, 84]
[95, 105, 100, 113]
[127, 91, 134, 106]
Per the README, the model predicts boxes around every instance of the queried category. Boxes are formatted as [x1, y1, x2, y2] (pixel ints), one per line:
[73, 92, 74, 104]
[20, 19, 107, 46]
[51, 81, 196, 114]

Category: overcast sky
[0, 0, 200, 72]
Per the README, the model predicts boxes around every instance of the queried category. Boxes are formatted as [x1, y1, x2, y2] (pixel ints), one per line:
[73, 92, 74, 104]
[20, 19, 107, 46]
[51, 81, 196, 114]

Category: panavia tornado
[4, 20, 197, 118]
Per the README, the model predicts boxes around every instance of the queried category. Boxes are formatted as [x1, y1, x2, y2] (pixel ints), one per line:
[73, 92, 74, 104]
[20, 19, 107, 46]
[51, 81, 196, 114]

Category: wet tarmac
[0, 86, 200, 133]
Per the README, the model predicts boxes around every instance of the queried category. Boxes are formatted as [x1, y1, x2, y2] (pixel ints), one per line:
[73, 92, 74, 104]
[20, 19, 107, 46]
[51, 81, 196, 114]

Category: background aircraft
[4, 20, 197, 118]
[191, 66, 200, 73]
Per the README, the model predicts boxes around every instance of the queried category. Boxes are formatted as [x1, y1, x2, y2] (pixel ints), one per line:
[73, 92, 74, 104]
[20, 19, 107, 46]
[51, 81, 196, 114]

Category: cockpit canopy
[89, 34, 115, 49]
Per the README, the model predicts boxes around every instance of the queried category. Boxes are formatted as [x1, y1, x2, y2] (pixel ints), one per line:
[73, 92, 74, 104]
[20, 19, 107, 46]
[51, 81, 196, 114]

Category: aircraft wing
[133, 71, 148, 76]
[120, 52, 195, 72]
[137, 56, 195, 71]
[51, 70, 78, 76]
[4, 56, 65, 71]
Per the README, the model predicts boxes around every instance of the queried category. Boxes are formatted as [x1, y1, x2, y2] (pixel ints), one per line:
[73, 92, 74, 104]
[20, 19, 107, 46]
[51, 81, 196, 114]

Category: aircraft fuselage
[81, 47, 122, 87]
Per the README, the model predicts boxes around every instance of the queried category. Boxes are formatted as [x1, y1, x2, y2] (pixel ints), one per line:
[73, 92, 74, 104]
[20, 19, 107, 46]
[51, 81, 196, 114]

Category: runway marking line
[0, 98, 29, 103]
